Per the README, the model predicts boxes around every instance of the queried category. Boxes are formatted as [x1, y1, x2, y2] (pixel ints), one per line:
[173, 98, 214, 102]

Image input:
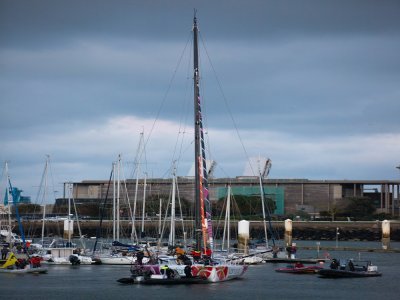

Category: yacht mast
[193, 11, 213, 254]
[193, 11, 202, 251]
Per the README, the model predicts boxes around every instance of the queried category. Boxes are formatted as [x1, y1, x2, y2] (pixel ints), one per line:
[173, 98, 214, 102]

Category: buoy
[64, 219, 74, 240]
[238, 220, 249, 255]
[382, 220, 390, 250]
[284, 219, 292, 247]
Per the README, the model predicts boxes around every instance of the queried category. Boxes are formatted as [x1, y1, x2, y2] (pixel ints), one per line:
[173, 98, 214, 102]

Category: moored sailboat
[188, 12, 247, 282]
[0, 163, 48, 274]
[126, 12, 248, 283]
[30, 161, 97, 265]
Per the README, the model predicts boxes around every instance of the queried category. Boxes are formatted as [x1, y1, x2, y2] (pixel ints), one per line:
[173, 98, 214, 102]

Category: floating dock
[264, 258, 329, 264]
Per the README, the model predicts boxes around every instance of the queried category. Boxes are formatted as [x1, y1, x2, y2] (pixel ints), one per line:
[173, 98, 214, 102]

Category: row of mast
[1, 14, 273, 257]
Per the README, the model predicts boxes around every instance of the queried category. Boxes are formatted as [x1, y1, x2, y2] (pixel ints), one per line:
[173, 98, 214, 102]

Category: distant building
[60, 177, 400, 217]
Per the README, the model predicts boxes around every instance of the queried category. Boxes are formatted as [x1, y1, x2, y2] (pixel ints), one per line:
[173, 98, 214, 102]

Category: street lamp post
[336, 227, 340, 249]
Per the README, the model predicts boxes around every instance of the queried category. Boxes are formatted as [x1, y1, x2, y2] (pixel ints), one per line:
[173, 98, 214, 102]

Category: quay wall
[23, 220, 400, 241]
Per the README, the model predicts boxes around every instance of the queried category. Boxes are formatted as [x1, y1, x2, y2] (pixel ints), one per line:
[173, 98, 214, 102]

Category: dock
[263, 257, 329, 264]
[297, 245, 400, 253]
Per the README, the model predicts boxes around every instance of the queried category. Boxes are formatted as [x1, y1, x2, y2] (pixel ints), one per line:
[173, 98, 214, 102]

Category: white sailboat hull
[41, 254, 95, 265]
[97, 254, 149, 265]
[98, 255, 135, 265]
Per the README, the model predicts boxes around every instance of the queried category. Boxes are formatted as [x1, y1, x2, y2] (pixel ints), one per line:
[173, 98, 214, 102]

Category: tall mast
[41, 156, 49, 245]
[193, 12, 213, 253]
[117, 154, 121, 241]
[193, 12, 202, 251]
[169, 165, 176, 247]
[112, 162, 116, 241]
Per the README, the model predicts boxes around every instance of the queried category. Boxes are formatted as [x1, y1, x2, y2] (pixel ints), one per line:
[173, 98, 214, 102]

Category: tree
[11, 203, 42, 215]
[342, 197, 376, 220]
[217, 194, 276, 220]
[144, 194, 193, 218]
[329, 205, 339, 221]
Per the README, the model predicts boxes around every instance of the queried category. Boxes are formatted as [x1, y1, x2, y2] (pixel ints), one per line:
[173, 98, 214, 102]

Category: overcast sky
[1, 0, 400, 202]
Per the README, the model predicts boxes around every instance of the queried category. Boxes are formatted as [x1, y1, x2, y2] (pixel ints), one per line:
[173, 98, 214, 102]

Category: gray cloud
[1, 0, 400, 200]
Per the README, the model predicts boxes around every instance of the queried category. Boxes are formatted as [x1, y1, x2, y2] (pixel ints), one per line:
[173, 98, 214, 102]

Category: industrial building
[63, 177, 400, 217]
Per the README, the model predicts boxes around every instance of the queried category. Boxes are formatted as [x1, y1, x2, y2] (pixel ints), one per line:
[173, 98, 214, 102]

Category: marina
[1, 241, 399, 300]
[1, 2, 400, 300]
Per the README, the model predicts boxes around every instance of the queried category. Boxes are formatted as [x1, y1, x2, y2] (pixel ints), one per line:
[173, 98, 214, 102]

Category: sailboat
[30, 158, 96, 265]
[133, 13, 248, 283]
[37, 181, 96, 265]
[93, 156, 140, 265]
[0, 162, 48, 274]
[242, 158, 275, 264]
[188, 14, 248, 281]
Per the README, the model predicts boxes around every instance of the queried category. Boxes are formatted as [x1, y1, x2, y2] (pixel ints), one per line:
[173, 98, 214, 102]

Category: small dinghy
[275, 263, 323, 274]
[0, 253, 48, 274]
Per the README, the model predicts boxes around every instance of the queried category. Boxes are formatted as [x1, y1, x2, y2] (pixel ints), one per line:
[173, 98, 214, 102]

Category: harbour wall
[23, 220, 400, 241]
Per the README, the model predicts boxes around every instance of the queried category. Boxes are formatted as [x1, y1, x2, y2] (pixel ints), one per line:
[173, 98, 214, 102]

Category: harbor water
[1, 241, 400, 300]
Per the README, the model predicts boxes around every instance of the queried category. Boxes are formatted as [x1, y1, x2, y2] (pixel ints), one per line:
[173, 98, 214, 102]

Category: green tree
[217, 194, 276, 220]
[144, 194, 193, 218]
[343, 197, 376, 220]
[75, 203, 102, 218]
[12, 203, 42, 215]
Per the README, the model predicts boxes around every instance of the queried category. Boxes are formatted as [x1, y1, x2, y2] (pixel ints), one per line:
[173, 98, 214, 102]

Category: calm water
[2, 241, 400, 300]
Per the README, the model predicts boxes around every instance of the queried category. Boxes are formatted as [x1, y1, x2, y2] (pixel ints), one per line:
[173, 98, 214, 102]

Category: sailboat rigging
[192, 12, 214, 259]
[0, 162, 48, 273]
[119, 11, 248, 284]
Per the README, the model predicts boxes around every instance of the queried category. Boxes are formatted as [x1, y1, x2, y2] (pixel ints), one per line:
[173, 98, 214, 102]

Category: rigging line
[213, 186, 228, 242]
[175, 177, 186, 235]
[197, 43, 214, 166]
[93, 165, 113, 254]
[198, 85, 215, 171]
[70, 184, 85, 249]
[0, 163, 5, 186]
[177, 36, 195, 166]
[173, 98, 192, 176]
[169, 37, 193, 175]
[34, 157, 47, 206]
[197, 88, 213, 173]
[120, 156, 138, 242]
[120, 160, 133, 218]
[46, 155, 58, 201]
[143, 139, 148, 175]
[172, 82, 191, 169]
[199, 32, 256, 177]
[142, 32, 192, 158]
[130, 131, 145, 179]
[29, 157, 48, 237]
[159, 188, 173, 245]
[163, 38, 193, 178]
[164, 136, 193, 179]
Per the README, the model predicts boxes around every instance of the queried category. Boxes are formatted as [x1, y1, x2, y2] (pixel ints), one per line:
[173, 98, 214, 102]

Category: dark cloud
[1, 0, 400, 48]
[1, 0, 400, 199]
